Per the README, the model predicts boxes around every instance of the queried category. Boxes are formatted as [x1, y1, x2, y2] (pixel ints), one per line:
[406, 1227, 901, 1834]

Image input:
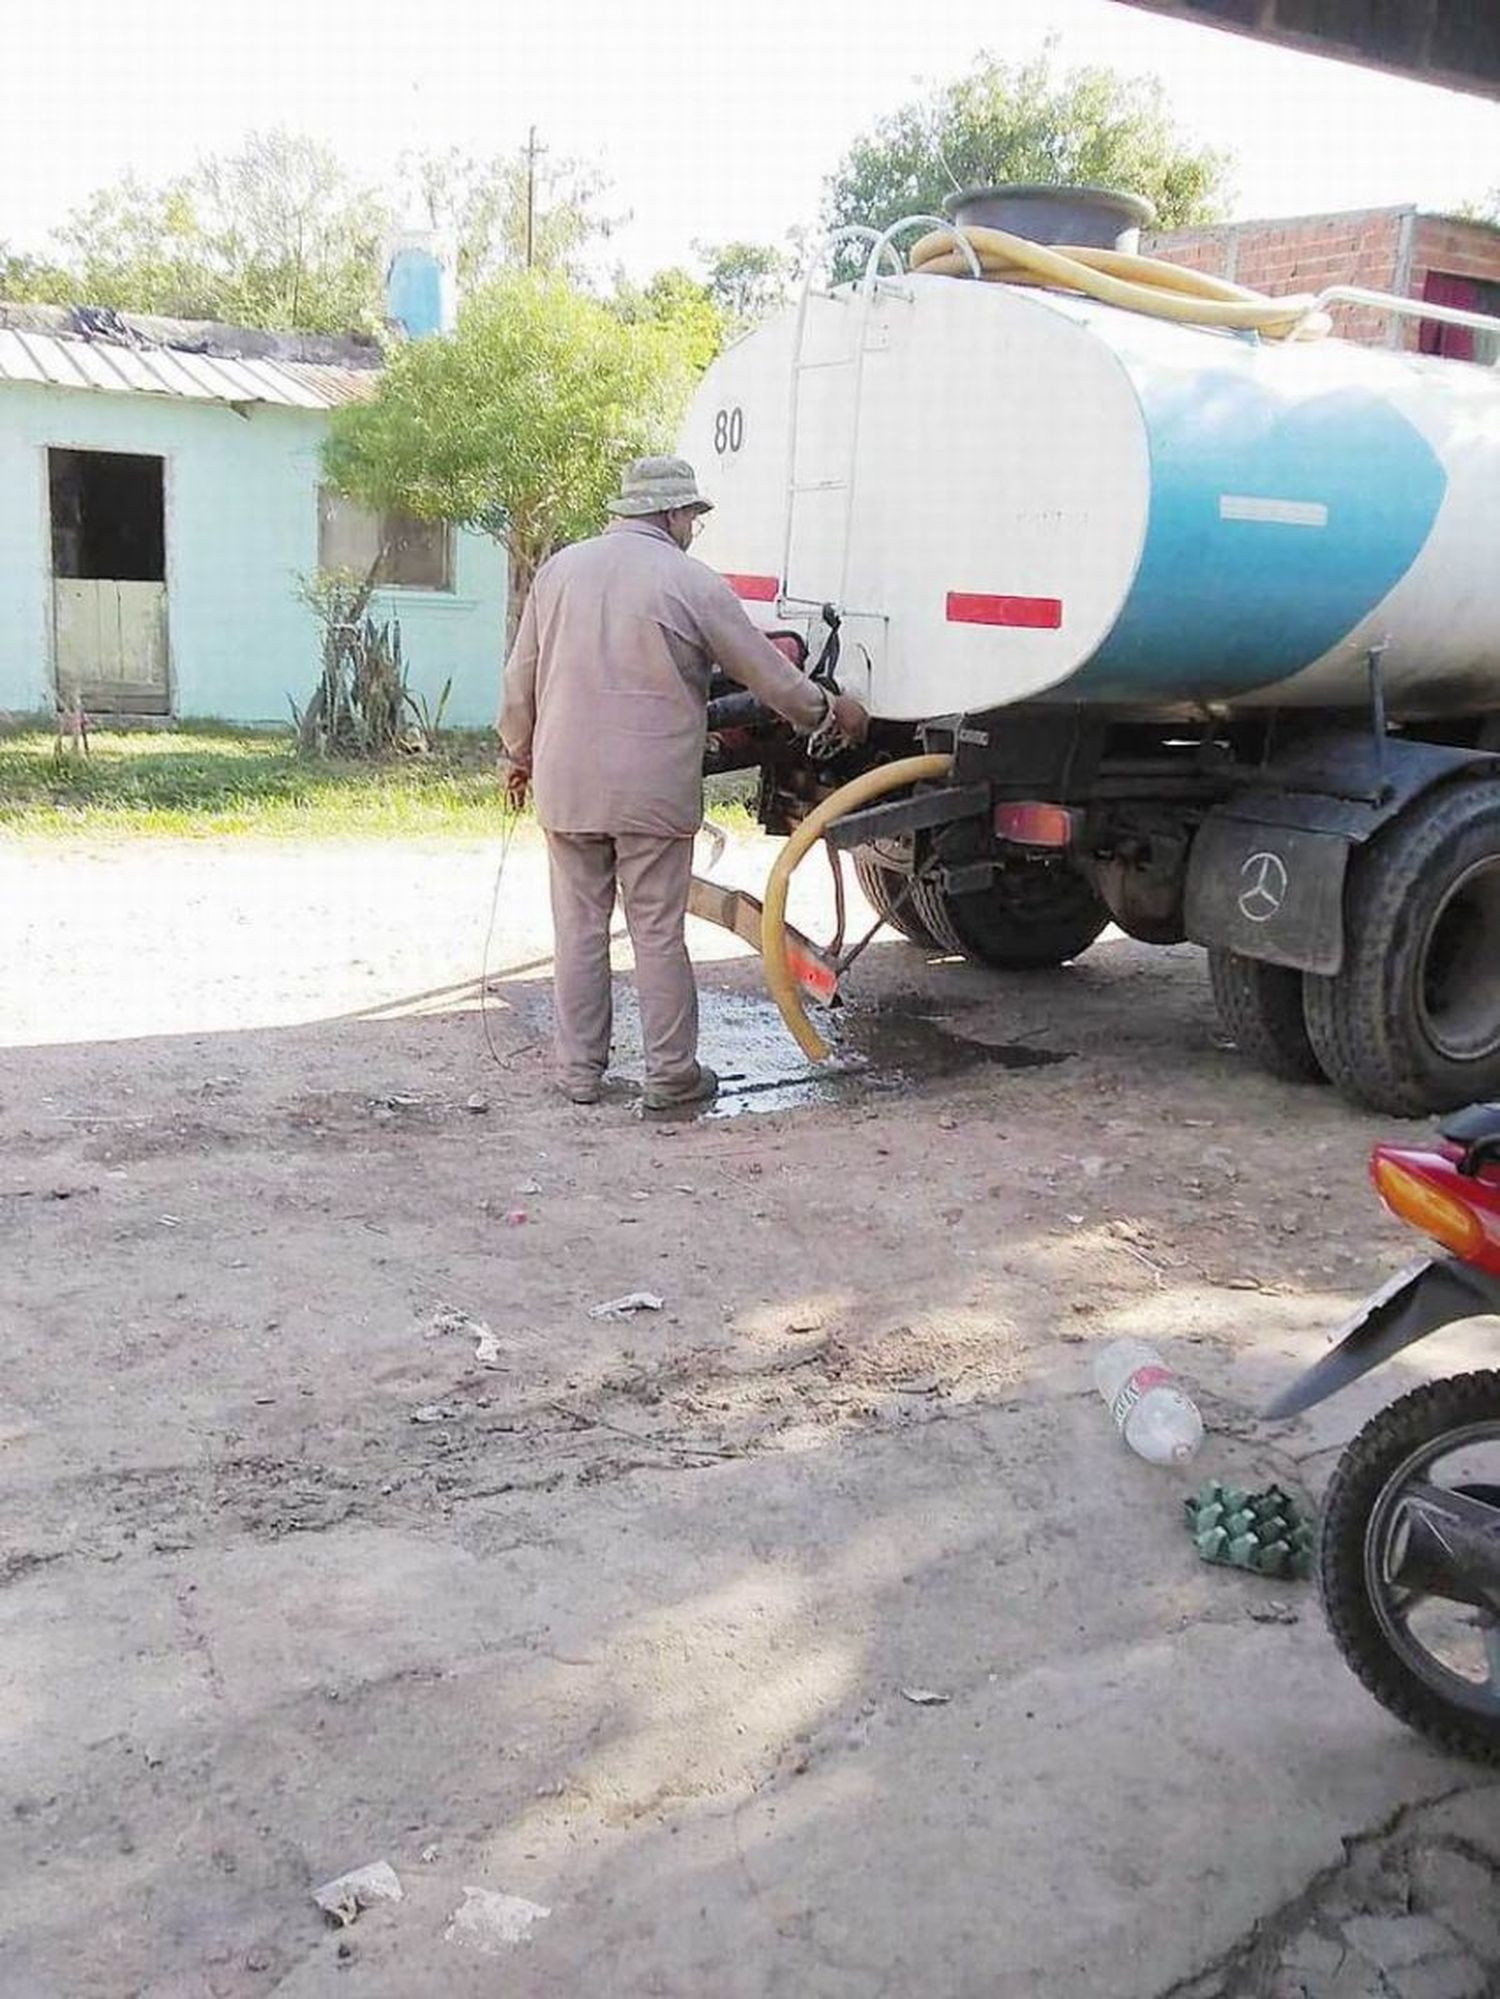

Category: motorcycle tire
[1320, 1371, 1500, 1765]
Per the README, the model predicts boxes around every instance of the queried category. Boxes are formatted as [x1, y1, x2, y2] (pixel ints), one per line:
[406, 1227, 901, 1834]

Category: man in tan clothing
[500, 456, 868, 1111]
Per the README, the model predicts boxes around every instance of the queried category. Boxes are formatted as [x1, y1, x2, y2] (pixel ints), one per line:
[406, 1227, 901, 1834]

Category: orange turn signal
[1373, 1156, 1486, 1260]
[994, 801, 1074, 849]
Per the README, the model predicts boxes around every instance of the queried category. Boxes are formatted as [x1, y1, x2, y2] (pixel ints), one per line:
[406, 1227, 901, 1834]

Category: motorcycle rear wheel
[1320, 1372, 1500, 1765]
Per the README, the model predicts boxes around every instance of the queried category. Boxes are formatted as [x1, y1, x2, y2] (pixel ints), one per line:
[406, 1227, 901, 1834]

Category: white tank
[679, 276, 1500, 725]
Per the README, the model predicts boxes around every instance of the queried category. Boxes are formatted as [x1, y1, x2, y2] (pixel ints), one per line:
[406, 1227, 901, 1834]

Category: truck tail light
[994, 802, 1075, 849]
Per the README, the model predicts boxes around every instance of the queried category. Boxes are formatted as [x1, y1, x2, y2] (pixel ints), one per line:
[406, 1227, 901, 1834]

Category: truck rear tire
[852, 853, 938, 947]
[1303, 780, 1500, 1114]
[909, 863, 1109, 970]
[1208, 948, 1327, 1084]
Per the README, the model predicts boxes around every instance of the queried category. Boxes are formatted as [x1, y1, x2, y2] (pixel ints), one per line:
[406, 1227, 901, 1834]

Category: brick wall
[1148, 207, 1500, 351]
[1147, 207, 1410, 344]
[1408, 215, 1500, 346]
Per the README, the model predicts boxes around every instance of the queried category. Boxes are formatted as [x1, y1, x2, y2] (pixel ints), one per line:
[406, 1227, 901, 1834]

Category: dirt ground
[4, 830, 1500, 1999]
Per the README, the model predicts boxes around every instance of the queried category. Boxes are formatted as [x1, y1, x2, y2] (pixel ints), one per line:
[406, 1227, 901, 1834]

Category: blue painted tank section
[1073, 371, 1447, 701]
[387, 247, 447, 339]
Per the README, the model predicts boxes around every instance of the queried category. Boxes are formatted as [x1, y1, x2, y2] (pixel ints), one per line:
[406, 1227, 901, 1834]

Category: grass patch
[0, 721, 762, 840]
[0, 723, 508, 838]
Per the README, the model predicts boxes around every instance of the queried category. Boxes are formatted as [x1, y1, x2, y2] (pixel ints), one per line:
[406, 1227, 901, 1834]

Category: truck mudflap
[1185, 731, 1500, 976]
[1185, 818, 1351, 974]
[686, 877, 840, 1005]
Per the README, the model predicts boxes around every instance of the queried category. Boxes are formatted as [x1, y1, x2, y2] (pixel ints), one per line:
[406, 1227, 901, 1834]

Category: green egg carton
[1183, 1479, 1315, 1582]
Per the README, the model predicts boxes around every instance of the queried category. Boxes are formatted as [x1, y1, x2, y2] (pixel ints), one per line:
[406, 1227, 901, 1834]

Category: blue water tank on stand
[386, 231, 455, 338]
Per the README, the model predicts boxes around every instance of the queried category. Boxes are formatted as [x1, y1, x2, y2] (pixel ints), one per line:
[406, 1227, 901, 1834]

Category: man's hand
[805, 688, 871, 762]
[500, 759, 531, 811]
[830, 693, 870, 746]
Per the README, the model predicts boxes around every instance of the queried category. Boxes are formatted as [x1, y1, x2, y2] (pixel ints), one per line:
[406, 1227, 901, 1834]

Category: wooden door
[53, 578, 170, 715]
[49, 448, 170, 716]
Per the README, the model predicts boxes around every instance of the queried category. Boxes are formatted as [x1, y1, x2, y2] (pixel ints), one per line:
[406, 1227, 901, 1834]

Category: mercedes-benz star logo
[1237, 850, 1289, 923]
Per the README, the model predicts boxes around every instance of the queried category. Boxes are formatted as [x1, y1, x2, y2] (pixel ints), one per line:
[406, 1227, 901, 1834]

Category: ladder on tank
[779, 217, 981, 625]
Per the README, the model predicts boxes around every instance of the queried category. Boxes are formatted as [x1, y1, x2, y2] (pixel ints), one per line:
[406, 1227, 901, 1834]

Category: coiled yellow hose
[761, 754, 954, 1062]
[908, 224, 1331, 341]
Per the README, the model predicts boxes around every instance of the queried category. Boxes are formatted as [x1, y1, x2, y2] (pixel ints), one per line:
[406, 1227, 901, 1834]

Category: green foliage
[613, 265, 726, 371]
[0, 243, 73, 305]
[695, 239, 799, 333]
[1, 131, 619, 334]
[823, 48, 1230, 246]
[43, 132, 389, 331]
[323, 270, 693, 629]
[610, 242, 804, 375]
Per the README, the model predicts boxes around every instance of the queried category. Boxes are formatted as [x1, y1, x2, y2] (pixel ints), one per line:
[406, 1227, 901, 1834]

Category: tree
[194, 131, 389, 328]
[44, 175, 211, 317]
[400, 143, 623, 289]
[2, 129, 625, 333]
[323, 271, 695, 643]
[822, 48, 1229, 249]
[0, 244, 72, 305]
[613, 265, 726, 372]
[695, 239, 798, 334]
[46, 132, 388, 331]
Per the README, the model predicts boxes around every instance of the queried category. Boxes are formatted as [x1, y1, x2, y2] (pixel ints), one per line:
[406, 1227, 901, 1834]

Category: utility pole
[523, 125, 545, 271]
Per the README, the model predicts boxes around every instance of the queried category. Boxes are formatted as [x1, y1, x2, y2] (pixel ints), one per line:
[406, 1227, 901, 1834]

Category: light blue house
[0, 272, 505, 727]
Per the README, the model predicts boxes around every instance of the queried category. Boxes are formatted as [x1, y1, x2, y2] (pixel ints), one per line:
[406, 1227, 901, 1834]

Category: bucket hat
[607, 456, 714, 517]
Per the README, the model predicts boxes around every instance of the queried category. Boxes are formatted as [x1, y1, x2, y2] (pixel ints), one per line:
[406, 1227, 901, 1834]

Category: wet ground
[571, 986, 1074, 1120]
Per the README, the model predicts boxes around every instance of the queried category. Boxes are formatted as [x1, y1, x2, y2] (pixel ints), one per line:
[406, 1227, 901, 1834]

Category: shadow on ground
[3, 933, 1496, 1999]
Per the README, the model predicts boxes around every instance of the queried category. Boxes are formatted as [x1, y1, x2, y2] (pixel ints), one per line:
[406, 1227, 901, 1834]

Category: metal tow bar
[686, 875, 841, 1007]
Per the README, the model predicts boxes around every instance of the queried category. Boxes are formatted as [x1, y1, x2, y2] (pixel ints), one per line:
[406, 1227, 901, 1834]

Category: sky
[4, 0, 1498, 280]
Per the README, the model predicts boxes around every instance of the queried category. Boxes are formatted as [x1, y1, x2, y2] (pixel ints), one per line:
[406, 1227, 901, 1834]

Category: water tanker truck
[679, 186, 1500, 1116]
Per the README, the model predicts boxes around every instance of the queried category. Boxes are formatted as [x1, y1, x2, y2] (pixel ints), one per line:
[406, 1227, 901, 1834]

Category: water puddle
[698, 990, 1071, 1118]
[508, 982, 1072, 1121]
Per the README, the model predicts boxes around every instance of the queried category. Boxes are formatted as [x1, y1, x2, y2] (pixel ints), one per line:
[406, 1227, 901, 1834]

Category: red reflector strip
[723, 573, 780, 603]
[788, 948, 838, 1003]
[946, 591, 1062, 630]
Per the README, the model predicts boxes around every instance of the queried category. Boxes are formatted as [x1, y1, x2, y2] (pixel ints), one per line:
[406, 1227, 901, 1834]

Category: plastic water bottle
[1093, 1339, 1204, 1466]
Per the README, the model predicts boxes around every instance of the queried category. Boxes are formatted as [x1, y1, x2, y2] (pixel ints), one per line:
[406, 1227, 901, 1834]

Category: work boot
[642, 1064, 719, 1115]
[560, 1074, 604, 1106]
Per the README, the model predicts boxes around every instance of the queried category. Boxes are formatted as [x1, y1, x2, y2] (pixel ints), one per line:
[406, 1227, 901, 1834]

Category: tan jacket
[499, 519, 826, 837]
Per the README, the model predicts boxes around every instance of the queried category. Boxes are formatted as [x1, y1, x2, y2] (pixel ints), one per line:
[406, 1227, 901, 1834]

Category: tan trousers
[544, 831, 698, 1095]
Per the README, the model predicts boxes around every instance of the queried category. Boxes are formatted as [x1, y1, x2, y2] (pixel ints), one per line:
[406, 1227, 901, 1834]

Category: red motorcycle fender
[1264, 1257, 1500, 1421]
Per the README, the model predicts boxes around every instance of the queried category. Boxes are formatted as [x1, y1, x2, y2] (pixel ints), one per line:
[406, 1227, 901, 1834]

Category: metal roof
[0, 325, 380, 410]
[1112, 1, 1500, 99]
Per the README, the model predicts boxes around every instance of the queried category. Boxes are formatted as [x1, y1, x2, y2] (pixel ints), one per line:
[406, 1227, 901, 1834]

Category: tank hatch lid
[942, 183, 1157, 251]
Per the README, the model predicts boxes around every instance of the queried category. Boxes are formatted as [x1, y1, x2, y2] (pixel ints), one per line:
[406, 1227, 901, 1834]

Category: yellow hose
[761, 754, 953, 1062]
[908, 225, 1332, 342]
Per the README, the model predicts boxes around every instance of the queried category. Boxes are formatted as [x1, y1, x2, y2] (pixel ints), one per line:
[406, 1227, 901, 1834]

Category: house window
[1418, 272, 1500, 365]
[317, 489, 453, 590]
